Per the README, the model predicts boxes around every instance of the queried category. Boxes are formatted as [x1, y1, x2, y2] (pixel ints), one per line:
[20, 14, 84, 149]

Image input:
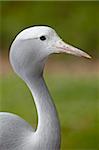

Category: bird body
[0, 112, 35, 150]
[0, 26, 90, 150]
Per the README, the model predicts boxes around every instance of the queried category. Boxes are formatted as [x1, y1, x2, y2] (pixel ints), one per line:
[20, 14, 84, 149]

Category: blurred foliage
[0, 1, 99, 58]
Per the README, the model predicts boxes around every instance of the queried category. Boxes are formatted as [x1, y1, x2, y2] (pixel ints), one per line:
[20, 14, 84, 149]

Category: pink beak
[55, 40, 91, 59]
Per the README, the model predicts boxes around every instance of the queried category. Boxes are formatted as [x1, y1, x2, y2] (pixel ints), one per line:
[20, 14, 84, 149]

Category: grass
[0, 73, 99, 150]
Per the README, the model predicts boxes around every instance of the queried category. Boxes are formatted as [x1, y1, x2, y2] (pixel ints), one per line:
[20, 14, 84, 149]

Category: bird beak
[55, 40, 91, 59]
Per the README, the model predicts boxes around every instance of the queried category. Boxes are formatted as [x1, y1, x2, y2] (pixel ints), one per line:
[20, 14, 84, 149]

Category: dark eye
[40, 36, 46, 41]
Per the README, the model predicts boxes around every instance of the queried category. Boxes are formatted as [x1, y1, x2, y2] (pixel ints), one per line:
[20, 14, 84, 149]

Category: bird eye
[40, 36, 46, 41]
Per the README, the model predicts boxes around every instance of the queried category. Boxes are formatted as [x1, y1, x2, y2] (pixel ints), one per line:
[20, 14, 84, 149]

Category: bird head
[10, 26, 91, 79]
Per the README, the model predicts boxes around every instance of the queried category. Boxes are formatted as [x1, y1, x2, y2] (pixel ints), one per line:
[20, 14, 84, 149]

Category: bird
[0, 26, 91, 150]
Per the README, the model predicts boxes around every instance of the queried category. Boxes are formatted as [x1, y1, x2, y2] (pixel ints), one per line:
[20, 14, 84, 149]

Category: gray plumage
[0, 26, 91, 150]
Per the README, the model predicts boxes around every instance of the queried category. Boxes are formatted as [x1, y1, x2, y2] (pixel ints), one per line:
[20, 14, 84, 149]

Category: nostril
[59, 41, 62, 45]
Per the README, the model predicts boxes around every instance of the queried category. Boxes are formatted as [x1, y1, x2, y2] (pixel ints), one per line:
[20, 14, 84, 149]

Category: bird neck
[26, 76, 61, 149]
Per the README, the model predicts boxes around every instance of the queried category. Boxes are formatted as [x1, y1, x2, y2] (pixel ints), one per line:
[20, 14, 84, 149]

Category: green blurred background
[0, 1, 99, 150]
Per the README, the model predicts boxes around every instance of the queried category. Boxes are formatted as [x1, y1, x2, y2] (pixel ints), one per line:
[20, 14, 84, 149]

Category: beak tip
[84, 54, 92, 59]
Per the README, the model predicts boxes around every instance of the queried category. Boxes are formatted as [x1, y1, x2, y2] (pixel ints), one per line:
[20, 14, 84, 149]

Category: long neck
[26, 75, 61, 149]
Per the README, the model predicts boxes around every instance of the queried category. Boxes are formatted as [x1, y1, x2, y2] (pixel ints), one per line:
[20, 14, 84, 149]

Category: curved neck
[25, 76, 61, 149]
